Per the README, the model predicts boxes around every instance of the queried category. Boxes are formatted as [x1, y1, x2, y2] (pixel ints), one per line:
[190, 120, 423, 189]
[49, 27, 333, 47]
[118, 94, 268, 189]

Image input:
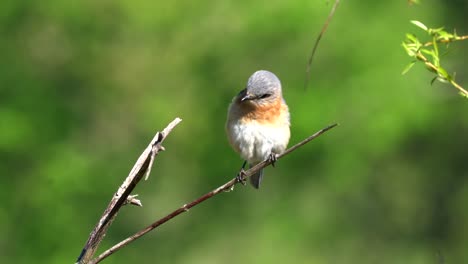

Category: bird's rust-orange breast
[239, 97, 289, 126]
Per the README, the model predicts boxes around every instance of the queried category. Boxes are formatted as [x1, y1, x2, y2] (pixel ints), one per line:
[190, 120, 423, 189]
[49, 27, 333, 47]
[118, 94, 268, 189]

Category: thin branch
[449, 78, 468, 96]
[415, 53, 468, 96]
[423, 35, 468, 47]
[304, 0, 340, 90]
[91, 123, 338, 264]
[76, 118, 183, 264]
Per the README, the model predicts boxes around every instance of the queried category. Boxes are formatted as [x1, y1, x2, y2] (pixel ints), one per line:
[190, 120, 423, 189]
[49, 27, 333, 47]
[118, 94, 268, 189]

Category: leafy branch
[402, 20, 468, 98]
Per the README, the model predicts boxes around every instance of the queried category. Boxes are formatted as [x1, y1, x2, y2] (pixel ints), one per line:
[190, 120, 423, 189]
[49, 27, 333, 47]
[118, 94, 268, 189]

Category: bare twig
[76, 118, 182, 264]
[305, 0, 340, 89]
[90, 123, 338, 264]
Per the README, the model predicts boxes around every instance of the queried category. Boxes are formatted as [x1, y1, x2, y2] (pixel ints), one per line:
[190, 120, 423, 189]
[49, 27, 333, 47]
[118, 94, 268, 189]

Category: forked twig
[76, 118, 182, 264]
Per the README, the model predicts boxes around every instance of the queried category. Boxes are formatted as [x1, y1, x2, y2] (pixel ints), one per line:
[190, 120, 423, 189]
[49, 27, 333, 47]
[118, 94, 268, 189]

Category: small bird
[226, 70, 290, 188]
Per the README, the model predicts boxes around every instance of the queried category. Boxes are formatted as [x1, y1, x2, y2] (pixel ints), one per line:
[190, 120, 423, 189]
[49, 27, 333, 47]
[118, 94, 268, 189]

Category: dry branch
[305, 0, 340, 89]
[76, 118, 182, 264]
[89, 122, 338, 264]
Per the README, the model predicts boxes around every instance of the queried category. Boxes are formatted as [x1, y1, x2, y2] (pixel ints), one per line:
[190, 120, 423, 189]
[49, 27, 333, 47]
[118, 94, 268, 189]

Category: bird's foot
[268, 153, 278, 167]
[236, 169, 247, 186]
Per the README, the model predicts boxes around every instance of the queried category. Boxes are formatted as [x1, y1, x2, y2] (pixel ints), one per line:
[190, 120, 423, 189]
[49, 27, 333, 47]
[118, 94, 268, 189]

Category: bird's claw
[236, 169, 247, 185]
[268, 153, 278, 167]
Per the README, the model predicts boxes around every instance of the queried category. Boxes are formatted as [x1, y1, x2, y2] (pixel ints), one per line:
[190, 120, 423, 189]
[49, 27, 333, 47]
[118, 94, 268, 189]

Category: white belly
[227, 121, 290, 164]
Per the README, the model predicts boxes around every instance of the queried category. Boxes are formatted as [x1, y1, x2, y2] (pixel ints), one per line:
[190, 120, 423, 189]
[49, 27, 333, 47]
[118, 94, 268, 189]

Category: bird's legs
[236, 160, 248, 185]
[268, 153, 278, 167]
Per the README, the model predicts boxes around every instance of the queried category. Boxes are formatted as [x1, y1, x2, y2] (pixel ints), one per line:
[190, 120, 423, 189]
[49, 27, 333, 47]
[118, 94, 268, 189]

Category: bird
[226, 70, 290, 188]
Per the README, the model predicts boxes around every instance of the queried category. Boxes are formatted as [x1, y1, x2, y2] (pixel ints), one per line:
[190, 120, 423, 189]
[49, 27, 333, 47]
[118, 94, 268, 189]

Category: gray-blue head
[239, 70, 282, 103]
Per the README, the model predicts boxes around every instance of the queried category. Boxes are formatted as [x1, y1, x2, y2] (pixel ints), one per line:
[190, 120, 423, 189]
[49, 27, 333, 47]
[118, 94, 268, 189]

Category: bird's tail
[250, 167, 264, 189]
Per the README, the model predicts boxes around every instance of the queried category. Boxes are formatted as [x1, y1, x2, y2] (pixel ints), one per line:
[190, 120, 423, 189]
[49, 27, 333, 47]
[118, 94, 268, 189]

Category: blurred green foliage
[0, 1, 467, 264]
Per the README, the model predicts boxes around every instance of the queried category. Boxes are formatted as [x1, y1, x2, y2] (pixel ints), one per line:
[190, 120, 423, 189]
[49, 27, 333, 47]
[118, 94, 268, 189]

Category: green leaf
[438, 76, 449, 83]
[428, 27, 445, 35]
[432, 37, 440, 67]
[421, 49, 434, 57]
[411, 20, 428, 31]
[437, 66, 450, 80]
[402, 61, 416, 75]
[437, 31, 454, 41]
[402, 42, 417, 57]
[405, 33, 419, 43]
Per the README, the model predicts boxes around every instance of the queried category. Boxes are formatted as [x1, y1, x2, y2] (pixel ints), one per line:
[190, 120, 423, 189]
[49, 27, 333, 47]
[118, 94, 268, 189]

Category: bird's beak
[240, 91, 255, 102]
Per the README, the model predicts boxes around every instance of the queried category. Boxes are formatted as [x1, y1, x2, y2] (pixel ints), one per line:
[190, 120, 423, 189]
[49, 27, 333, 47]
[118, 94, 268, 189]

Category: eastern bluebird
[226, 70, 291, 188]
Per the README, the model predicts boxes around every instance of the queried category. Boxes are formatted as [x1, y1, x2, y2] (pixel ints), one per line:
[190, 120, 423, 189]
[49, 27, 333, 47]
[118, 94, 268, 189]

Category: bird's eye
[259, 93, 271, 99]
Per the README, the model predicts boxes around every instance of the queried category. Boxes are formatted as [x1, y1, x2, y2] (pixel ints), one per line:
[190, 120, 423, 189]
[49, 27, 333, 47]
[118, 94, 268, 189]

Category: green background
[1, 1, 467, 263]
